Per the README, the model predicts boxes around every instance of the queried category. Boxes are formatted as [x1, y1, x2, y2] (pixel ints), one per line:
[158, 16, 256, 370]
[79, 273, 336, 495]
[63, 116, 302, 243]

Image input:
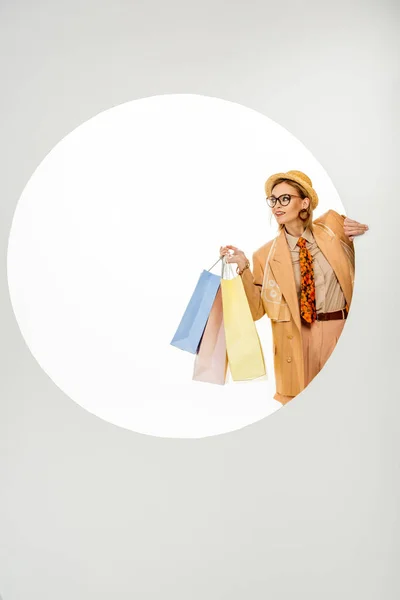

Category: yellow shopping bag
[220, 258, 266, 381]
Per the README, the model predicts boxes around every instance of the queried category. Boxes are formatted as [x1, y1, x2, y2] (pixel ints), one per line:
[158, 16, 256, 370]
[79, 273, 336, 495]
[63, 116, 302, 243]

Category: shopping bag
[220, 258, 266, 381]
[192, 286, 228, 385]
[170, 257, 223, 354]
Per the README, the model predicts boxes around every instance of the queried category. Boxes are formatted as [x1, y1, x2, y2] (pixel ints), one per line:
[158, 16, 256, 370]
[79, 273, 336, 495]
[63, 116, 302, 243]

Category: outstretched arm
[314, 209, 368, 245]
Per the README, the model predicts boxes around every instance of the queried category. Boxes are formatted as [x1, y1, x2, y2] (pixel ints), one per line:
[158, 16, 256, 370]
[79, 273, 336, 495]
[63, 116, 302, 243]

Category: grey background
[1, 0, 398, 598]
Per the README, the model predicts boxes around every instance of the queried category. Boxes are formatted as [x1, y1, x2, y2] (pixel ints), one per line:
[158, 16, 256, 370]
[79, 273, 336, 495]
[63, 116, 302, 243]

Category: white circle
[7, 94, 345, 439]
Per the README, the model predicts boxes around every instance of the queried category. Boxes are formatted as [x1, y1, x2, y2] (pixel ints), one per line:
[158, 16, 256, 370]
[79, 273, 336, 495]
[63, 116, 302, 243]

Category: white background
[7, 93, 345, 438]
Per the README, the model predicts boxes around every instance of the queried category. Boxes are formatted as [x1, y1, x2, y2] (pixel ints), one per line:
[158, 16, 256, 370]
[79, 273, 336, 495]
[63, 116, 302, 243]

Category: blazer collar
[270, 228, 301, 331]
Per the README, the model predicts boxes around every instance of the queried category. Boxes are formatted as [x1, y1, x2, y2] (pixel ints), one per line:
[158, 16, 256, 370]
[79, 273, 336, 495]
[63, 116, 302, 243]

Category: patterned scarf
[297, 237, 317, 324]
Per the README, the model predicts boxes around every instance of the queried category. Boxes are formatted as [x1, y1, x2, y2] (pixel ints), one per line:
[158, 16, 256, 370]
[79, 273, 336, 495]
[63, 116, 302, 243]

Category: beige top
[284, 227, 346, 313]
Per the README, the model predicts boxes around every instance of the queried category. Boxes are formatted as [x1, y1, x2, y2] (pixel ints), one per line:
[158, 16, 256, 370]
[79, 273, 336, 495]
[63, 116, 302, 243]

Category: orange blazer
[240, 210, 355, 397]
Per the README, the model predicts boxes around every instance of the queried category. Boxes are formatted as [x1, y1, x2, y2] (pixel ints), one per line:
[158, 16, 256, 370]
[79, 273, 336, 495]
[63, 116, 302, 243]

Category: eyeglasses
[266, 194, 303, 208]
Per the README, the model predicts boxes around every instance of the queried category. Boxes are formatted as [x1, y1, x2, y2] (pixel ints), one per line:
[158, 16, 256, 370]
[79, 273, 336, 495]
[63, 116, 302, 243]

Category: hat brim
[265, 172, 319, 210]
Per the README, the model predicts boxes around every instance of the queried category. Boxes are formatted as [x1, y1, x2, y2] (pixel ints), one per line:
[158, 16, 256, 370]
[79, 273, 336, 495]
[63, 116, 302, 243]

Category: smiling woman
[220, 170, 369, 405]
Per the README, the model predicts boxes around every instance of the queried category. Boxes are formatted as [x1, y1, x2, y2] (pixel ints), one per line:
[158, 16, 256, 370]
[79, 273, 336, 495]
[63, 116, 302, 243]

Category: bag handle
[207, 256, 223, 272]
[207, 255, 235, 279]
[221, 255, 235, 280]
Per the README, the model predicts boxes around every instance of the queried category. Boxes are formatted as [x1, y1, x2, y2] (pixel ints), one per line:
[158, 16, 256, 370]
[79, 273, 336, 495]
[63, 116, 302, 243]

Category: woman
[220, 170, 368, 405]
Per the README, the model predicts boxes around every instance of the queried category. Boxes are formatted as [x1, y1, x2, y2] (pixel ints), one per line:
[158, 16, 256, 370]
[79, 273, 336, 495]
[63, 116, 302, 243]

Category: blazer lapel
[269, 229, 301, 331]
[313, 224, 353, 306]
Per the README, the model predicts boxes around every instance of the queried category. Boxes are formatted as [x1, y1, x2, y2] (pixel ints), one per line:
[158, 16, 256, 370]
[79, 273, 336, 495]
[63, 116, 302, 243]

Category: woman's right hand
[219, 245, 249, 272]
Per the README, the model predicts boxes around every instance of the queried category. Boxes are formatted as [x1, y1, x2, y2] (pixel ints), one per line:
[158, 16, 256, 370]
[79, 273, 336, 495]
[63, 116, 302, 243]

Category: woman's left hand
[344, 217, 369, 241]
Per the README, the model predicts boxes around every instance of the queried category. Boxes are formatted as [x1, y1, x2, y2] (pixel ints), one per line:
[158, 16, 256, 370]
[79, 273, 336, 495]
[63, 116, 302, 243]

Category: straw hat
[264, 170, 319, 210]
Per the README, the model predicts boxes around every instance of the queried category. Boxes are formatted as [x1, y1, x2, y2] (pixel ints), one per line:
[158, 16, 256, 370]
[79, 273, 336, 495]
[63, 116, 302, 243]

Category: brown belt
[316, 308, 348, 321]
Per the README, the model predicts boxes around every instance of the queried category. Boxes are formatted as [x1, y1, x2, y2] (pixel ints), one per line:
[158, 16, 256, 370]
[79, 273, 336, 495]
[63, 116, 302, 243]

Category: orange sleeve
[239, 251, 266, 321]
[315, 209, 355, 250]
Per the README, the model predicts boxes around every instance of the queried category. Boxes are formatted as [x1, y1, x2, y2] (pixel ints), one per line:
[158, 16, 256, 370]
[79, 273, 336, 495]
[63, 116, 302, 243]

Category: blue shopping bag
[170, 257, 223, 354]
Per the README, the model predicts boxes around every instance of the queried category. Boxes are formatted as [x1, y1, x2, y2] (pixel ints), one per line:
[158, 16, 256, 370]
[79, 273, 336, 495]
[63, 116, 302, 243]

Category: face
[270, 182, 310, 227]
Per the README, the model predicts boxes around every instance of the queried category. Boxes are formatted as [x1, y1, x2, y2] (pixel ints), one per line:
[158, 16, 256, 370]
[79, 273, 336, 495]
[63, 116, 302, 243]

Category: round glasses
[266, 194, 303, 208]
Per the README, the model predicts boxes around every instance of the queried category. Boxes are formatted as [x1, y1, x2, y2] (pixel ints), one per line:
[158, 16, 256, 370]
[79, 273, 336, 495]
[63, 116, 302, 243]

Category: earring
[298, 208, 309, 221]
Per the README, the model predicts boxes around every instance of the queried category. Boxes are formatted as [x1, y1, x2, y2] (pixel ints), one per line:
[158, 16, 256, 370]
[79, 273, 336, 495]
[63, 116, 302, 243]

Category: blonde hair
[271, 178, 314, 231]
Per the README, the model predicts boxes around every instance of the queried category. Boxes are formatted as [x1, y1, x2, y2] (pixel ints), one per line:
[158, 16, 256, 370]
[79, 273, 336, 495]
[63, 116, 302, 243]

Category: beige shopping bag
[192, 287, 228, 385]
